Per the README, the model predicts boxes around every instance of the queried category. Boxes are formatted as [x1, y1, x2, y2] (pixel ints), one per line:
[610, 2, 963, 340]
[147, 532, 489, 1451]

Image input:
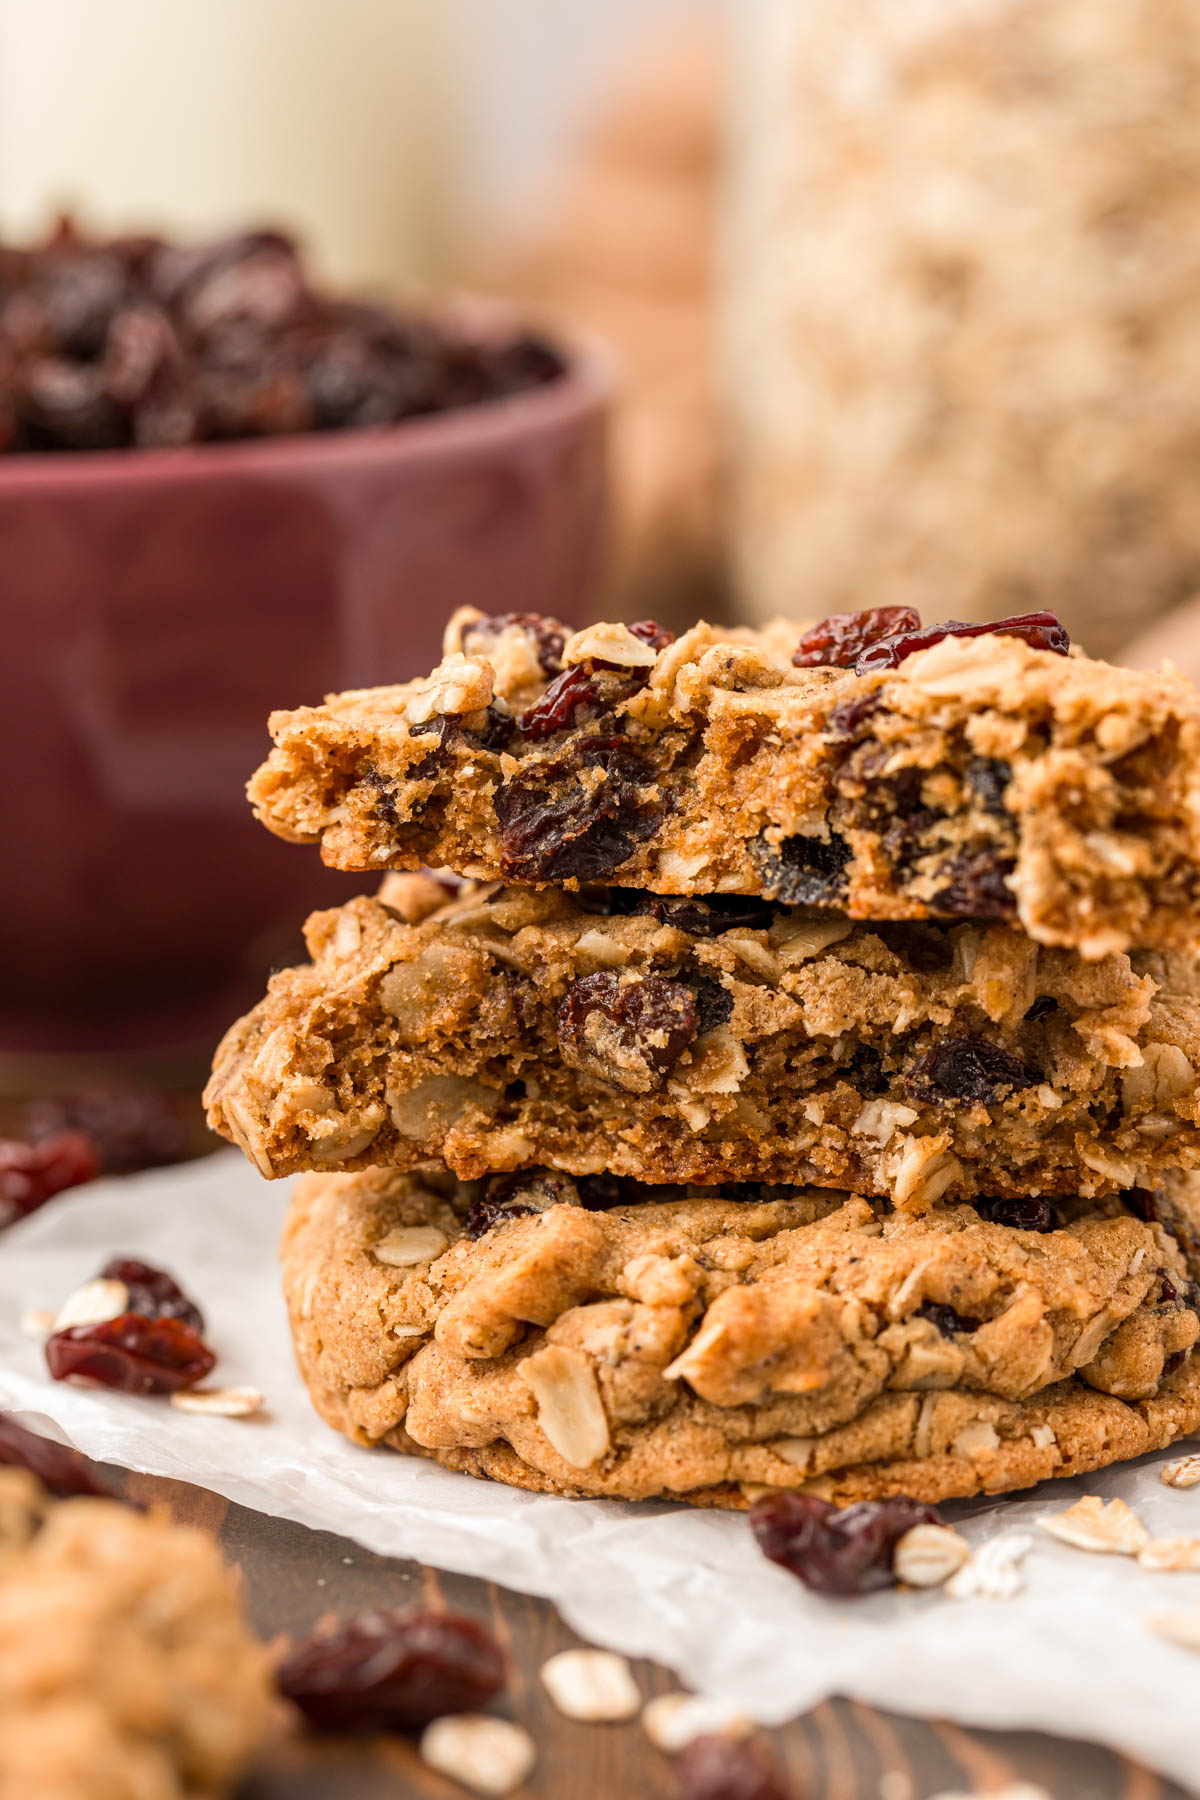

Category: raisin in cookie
[247, 608, 1200, 958]
[281, 1165, 1200, 1508]
[206, 878, 1200, 1201]
[0, 1469, 274, 1800]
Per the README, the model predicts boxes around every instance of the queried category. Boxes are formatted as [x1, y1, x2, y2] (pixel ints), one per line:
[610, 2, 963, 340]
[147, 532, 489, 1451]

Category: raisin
[1024, 996, 1058, 1023]
[874, 923, 954, 973]
[0, 1414, 107, 1498]
[847, 1045, 888, 1097]
[0, 1131, 99, 1227]
[974, 1196, 1058, 1233]
[880, 797, 946, 883]
[750, 1492, 941, 1596]
[557, 971, 698, 1093]
[460, 612, 566, 675]
[966, 757, 1013, 816]
[99, 1258, 205, 1333]
[464, 1172, 575, 1237]
[473, 704, 515, 752]
[827, 692, 881, 740]
[676, 1734, 790, 1800]
[502, 968, 540, 1032]
[718, 1182, 774, 1202]
[1163, 1350, 1189, 1378]
[577, 888, 775, 935]
[627, 619, 676, 652]
[577, 1173, 629, 1210]
[576, 886, 643, 917]
[793, 608, 923, 669]
[409, 715, 459, 778]
[0, 221, 563, 454]
[1123, 1187, 1163, 1224]
[856, 611, 1070, 674]
[23, 1089, 189, 1176]
[915, 1301, 980, 1336]
[753, 831, 852, 905]
[496, 737, 659, 883]
[638, 894, 777, 936]
[931, 850, 1017, 919]
[362, 768, 402, 829]
[277, 1608, 505, 1732]
[45, 1314, 216, 1395]
[464, 1196, 539, 1237]
[1159, 1272, 1182, 1307]
[689, 974, 735, 1036]
[906, 1038, 1039, 1106]
[517, 664, 602, 740]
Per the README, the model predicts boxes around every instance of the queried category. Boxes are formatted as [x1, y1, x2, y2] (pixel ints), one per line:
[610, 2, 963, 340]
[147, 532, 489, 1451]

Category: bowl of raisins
[1, 221, 609, 1056]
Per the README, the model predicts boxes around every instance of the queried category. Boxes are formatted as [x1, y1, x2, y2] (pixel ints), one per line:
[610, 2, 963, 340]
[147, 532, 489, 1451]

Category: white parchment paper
[2, 1153, 1199, 1790]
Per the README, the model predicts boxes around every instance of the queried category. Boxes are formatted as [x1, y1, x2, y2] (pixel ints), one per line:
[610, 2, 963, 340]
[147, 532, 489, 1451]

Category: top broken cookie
[248, 607, 1200, 959]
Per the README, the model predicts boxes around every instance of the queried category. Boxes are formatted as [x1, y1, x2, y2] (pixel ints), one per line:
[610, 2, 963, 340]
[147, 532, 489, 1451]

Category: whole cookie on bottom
[282, 1164, 1200, 1508]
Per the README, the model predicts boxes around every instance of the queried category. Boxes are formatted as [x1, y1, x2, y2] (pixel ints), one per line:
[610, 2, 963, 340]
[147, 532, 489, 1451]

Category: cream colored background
[0, 0, 715, 290]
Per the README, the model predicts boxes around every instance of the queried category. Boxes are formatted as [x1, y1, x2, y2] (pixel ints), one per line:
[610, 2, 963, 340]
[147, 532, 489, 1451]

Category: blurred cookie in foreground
[282, 1163, 1200, 1508]
[0, 1467, 274, 1799]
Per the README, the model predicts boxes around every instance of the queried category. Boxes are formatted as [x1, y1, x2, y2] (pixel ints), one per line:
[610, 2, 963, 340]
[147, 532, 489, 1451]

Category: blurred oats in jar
[723, 0, 1200, 661]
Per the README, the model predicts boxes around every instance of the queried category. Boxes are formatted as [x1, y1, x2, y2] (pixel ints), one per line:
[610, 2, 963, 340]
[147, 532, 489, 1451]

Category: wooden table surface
[90, 1456, 1178, 1799]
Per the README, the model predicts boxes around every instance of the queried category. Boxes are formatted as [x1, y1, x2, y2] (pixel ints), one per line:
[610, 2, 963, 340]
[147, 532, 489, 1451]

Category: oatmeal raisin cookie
[282, 1164, 1200, 1507]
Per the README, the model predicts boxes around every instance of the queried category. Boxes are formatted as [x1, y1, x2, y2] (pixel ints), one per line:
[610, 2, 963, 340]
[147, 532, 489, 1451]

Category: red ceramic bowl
[2, 349, 609, 1056]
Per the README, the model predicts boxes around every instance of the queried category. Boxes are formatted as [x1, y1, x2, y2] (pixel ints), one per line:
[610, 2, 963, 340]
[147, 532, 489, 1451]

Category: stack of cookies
[206, 606, 1200, 1507]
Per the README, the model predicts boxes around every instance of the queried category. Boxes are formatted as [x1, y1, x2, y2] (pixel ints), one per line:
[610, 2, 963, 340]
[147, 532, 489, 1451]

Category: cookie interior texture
[281, 1164, 1200, 1508]
[247, 609, 1200, 958]
[0, 1469, 274, 1798]
[207, 878, 1200, 1199]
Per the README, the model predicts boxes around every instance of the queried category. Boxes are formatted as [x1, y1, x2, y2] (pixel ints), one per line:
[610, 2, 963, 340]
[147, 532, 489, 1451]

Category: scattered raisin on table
[99, 1257, 205, 1333]
[749, 1492, 941, 1596]
[0, 1131, 99, 1226]
[277, 1608, 506, 1732]
[676, 1733, 791, 1800]
[0, 1413, 107, 1497]
[793, 607, 922, 668]
[44, 1313, 216, 1395]
[854, 610, 1070, 675]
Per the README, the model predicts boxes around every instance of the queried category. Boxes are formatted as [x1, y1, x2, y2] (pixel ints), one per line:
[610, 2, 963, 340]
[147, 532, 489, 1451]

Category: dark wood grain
[101, 1459, 1183, 1800]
